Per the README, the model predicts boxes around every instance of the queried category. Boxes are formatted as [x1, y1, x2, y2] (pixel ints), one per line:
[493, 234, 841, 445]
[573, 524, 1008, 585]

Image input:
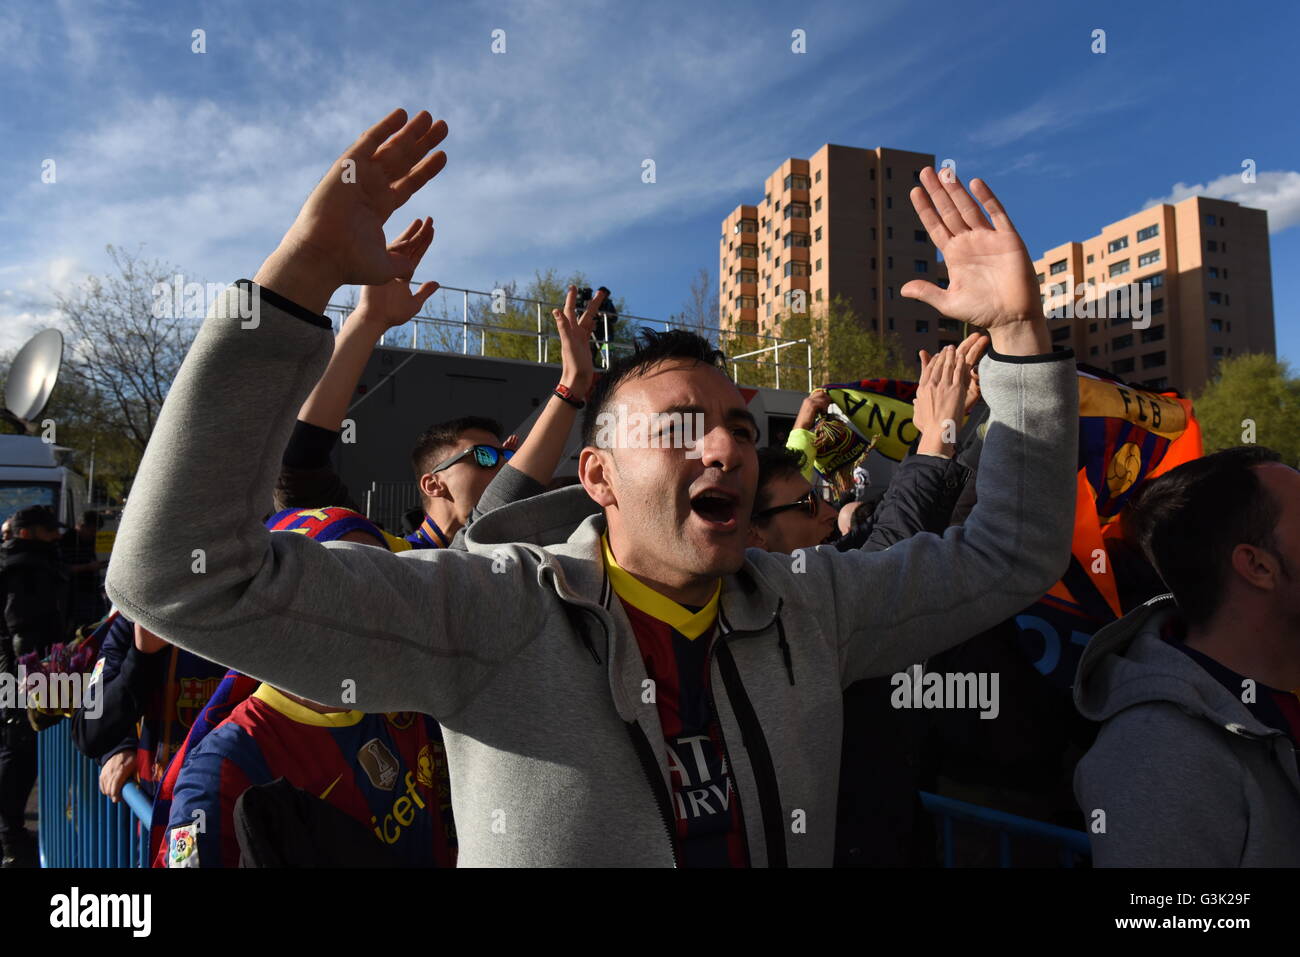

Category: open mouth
[690, 489, 739, 530]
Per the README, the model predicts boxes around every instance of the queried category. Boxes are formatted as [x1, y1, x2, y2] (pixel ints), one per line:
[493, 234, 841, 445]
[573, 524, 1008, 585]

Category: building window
[1137, 224, 1159, 242]
[738, 296, 757, 309]
[740, 245, 757, 258]
[1208, 266, 1219, 278]
[1138, 250, 1161, 267]
[785, 232, 811, 248]
[871, 288, 878, 301]
[870, 197, 877, 210]
[871, 227, 877, 240]
[916, 319, 929, 333]
[886, 167, 892, 179]
[886, 227, 893, 239]
[1108, 236, 1129, 253]
[887, 256, 894, 269]
[1108, 259, 1131, 278]
[1147, 273, 1164, 288]
[815, 288, 823, 301]
[871, 257, 877, 269]
[912, 169, 922, 184]
[814, 227, 822, 242]
[1090, 346, 1100, 356]
[887, 286, 895, 300]
[784, 173, 810, 190]
[1142, 351, 1166, 369]
[1142, 377, 1168, 390]
[1113, 333, 1133, 350]
[1112, 357, 1135, 374]
[914, 260, 928, 273]
[1050, 259, 1068, 275]
[1049, 282, 1068, 296]
[814, 170, 822, 183]
[1210, 318, 1223, 332]
[1205, 213, 1217, 227]
[814, 197, 822, 212]
[1206, 239, 1218, 252]
[915, 229, 928, 242]
[1086, 254, 1095, 264]
[871, 318, 878, 329]
[1035, 272, 1045, 285]
[815, 258, 823, 272]
[888, 317, 895, 330]
[1052, 326, 1071, 342]
[1140, 325, 1165, 343]
[738, 270, 757, 283]
[1213, 346, 1225, 357]
[886, 196, 893, 210]
[1089, 322, 1098, 333]
[785, 203, 810, 219]
[784, 261, 811, 277]
[1208, 291, 1222, 305]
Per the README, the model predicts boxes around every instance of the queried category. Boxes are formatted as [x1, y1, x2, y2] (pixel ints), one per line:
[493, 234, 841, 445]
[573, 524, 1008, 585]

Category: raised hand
[902, 167, 1048, 356]
[255, 109, 448, 314]
[552, 285, 608, 394]
[913, 333, 985, 455]
[355, 217, 440, 332]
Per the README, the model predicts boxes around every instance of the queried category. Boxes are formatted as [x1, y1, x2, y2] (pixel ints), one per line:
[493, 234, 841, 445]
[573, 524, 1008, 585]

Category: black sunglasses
[430, 444, 514, 474]
[754, 488, 820, 520]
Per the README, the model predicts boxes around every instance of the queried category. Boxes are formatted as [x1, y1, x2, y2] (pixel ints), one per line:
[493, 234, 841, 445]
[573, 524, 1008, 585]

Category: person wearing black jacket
[0, 505, 72, 867]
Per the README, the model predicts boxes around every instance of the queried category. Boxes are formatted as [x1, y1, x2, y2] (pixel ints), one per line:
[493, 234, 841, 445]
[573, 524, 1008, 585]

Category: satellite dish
[4, 328, 64, 427]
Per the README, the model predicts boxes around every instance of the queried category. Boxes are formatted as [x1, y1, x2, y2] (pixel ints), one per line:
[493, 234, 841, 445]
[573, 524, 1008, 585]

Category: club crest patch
[167, 826, 200, 868]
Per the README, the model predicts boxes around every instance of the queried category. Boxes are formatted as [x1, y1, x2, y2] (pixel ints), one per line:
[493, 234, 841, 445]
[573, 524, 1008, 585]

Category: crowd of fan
[2, 108, 1296, 869]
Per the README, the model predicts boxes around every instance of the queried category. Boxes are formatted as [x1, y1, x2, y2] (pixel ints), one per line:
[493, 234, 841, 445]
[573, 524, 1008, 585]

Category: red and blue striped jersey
[162, 684, 455, 868]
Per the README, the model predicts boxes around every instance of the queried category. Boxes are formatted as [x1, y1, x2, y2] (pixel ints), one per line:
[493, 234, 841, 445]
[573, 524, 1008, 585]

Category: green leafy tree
[735, 295, 914, 390]
[1194, 353, 1300, 466]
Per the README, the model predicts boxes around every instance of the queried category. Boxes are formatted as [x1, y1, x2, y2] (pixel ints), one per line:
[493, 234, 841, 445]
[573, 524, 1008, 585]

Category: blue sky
[2, 0, 1297, 382]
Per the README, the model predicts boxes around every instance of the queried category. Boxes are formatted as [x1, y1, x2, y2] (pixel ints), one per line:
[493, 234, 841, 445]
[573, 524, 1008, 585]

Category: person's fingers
[392, 218, 422, 246]
[908, 184, 954, 248]
[969, 178, 1018, 234]
[918, 349, 932, 376]
[392, 150, 448, 207]
[413, 281, 439, 307]
[374, 110, 435, 173]
[900, 279, 946, 311]
[553, 308, 569, 335]
[412, 118, 449, 157]
[938, 169, 992, 232]
[350, 108, 408, 157]
[957, 332, 989, 370]
[564, 285, 578, 320]
[919, 167, 968, 238]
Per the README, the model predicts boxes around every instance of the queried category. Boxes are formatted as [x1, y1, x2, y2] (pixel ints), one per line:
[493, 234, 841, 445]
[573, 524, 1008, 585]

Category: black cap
[12, 506, 63, 532]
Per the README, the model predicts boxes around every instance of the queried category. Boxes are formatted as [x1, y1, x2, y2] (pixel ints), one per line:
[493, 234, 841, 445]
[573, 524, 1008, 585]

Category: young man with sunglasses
[108, 109, 1077, 866]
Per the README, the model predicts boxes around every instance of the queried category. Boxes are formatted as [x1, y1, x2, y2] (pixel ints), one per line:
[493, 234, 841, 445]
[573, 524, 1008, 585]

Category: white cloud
[1141, 170, 1300, 233]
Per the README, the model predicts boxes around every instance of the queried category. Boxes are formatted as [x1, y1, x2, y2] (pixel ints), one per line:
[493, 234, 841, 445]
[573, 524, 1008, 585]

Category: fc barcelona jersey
[603, 535, 749, 868]
[164, 685, 456, 868]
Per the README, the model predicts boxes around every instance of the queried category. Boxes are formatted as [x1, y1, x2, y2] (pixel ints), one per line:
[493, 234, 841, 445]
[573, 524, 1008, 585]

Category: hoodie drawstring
[776, 614, 795, 686]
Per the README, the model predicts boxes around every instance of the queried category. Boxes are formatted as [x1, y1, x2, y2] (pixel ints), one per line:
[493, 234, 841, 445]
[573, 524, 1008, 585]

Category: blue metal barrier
[920, 790, 1091, 867]
[37, 719, 152, 868]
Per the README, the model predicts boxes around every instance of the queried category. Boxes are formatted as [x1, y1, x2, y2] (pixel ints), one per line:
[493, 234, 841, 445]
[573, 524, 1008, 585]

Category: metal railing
[37, 719, 152, 868]
[325, 283, 815, 392]
[919, 791, 1091, 867]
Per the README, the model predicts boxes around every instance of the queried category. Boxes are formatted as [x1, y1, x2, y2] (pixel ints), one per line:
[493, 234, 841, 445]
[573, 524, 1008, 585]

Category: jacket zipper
[704, 630, 751, 867]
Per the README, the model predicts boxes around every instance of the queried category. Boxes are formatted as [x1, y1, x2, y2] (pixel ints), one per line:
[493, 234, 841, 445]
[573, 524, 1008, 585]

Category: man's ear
[419, 471, 450, 502]
[579, 447, 616, 508]
[1231, 542, 1280, 592]
[747, 523, 766, 549]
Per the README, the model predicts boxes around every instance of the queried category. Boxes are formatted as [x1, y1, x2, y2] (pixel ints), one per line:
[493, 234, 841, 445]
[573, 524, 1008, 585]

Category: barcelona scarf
[821, 378, 921, 465]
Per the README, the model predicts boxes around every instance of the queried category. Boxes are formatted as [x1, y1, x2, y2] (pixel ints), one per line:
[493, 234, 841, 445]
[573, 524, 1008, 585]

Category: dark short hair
[581, 329, 729, 448]
[752, 445, 808, 519]
[1124, 445, 1285, 626]
[410, 416, 503, 478]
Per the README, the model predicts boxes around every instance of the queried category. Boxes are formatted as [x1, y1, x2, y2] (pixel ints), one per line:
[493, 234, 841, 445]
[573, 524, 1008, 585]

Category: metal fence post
[462, 290, 469, 354]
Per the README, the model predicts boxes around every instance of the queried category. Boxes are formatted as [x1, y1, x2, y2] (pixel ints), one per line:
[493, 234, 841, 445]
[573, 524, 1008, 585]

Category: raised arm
[760, 168, 1076, 681]
[105, 111, 541, 717]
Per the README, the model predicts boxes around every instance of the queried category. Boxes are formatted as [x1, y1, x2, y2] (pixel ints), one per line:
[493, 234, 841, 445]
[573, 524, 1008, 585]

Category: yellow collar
[253, 684, 366, 727]
[601, 533, 720, 640]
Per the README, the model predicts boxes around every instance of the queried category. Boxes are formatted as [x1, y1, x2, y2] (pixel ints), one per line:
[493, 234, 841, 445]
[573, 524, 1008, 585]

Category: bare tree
[669, 267, 719, 342]
[54, 245, 201, 456]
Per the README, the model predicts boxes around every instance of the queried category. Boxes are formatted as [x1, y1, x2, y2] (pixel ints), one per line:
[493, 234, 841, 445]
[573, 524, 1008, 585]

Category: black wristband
[553, 385, 585, 409]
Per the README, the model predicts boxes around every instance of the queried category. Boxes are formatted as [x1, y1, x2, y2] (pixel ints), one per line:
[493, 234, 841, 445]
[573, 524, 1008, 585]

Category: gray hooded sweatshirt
[1074, 594, 1300, 866]
[106, 282, 1078, 867]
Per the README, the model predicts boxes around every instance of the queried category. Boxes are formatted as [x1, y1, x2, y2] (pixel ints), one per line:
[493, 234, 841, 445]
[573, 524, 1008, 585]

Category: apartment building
[1033, 194, 1274, 395]
[719, 145, 954, 368]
